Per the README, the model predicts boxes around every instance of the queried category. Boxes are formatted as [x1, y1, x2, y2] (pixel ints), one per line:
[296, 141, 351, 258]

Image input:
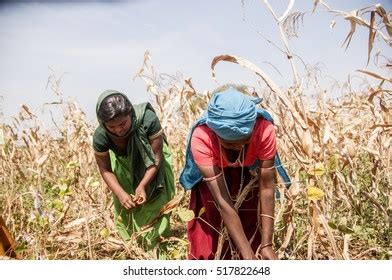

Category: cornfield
[0, 1, 390, 260]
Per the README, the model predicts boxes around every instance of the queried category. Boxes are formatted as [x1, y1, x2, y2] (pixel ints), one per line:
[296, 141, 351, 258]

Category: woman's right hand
[118, 191, 136, 209]
[261, 246, 278, 260]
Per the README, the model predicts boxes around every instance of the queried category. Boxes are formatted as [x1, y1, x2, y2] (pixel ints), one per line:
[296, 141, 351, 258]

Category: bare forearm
[259, 164, 276, 245]
[101, 170, 126, 198]
[137, 164, 159, 189]
[138, 135, 164, 190]
[259, 186, 275, 244]
[220, 205, 255, 259]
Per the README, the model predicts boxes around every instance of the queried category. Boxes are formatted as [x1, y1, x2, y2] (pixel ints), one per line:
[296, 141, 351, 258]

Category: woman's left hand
[134, 185, 147, 205]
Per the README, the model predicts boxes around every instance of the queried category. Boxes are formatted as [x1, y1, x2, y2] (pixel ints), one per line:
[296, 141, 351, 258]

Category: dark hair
[98, 94, 132, 123]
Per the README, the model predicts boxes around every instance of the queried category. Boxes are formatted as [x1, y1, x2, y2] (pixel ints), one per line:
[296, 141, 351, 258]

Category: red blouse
[190, 117, 276, 167]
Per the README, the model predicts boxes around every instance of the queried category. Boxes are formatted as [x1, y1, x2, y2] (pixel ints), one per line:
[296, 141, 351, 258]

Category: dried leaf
[308, 162, 326, 176]
[21, 104, 34, 118]
[357, 69, 392, 83]
[198, 207, 206, 217]
[307, 186, 325, 201]
[159, 195, 183, 215]
[54, 232, 83, 243]
[90, 181, 100, 188]
[327, 154, 340, 172]
[375, 4, 392, 37]
[314, 204, 343, 259]
[36, 154, 49, 166]
[367, 11, 376, 65]
[302, 129, 314, 157]
[342, 16, 357, 50]
[63, 215, 98, 230]
[170, 249, 181, 260]
[100, 228, 110, 238]
[328, 220, 337, 230]
[177, 209, 195, 222]
[289, 170, 301, 197]
[337, 224, 355, 234]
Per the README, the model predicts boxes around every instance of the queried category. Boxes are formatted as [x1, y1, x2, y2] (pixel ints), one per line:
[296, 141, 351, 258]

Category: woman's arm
[94, 153, 136, 209]
[133, 135, 164, 204]
[197, 164, 256, 260]
[258, 159, 278, 260]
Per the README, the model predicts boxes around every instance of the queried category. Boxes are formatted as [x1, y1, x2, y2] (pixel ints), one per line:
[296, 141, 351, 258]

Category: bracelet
[259, 243, 273, 250]
[203, 172, 223, 182]
[260, 214, 275, 220]
[260, 165, 275, 170]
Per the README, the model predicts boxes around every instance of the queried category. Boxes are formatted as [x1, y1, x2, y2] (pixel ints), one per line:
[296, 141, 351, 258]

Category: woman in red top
[182, 85, 278, 260]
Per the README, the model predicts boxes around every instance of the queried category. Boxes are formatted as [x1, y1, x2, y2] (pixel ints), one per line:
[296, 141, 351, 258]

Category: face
[104, 115, 132, 137]
[218, 135, 252, 151]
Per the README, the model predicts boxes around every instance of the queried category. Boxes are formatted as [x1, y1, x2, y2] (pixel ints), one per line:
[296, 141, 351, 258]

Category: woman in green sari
[93, 90, 175, 251]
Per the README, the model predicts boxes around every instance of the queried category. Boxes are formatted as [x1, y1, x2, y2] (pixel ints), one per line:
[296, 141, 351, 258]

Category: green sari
[111, 142, 174, 247]
[93, 90, 175, 251]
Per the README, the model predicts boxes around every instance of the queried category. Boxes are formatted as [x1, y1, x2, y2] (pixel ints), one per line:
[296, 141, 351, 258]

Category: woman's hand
[261, 246, 278, 260]
[118, 191, 136, 209]
[134, 185, 147, 205]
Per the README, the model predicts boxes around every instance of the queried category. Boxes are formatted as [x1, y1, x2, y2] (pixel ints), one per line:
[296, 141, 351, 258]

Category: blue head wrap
[206, 87, 261, 141]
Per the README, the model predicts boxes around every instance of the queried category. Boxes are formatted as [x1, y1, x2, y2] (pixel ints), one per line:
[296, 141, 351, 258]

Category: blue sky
[0, 0, 390, 123]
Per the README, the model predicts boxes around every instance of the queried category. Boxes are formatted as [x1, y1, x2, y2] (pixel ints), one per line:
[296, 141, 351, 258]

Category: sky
[0, 0, 391, 123]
